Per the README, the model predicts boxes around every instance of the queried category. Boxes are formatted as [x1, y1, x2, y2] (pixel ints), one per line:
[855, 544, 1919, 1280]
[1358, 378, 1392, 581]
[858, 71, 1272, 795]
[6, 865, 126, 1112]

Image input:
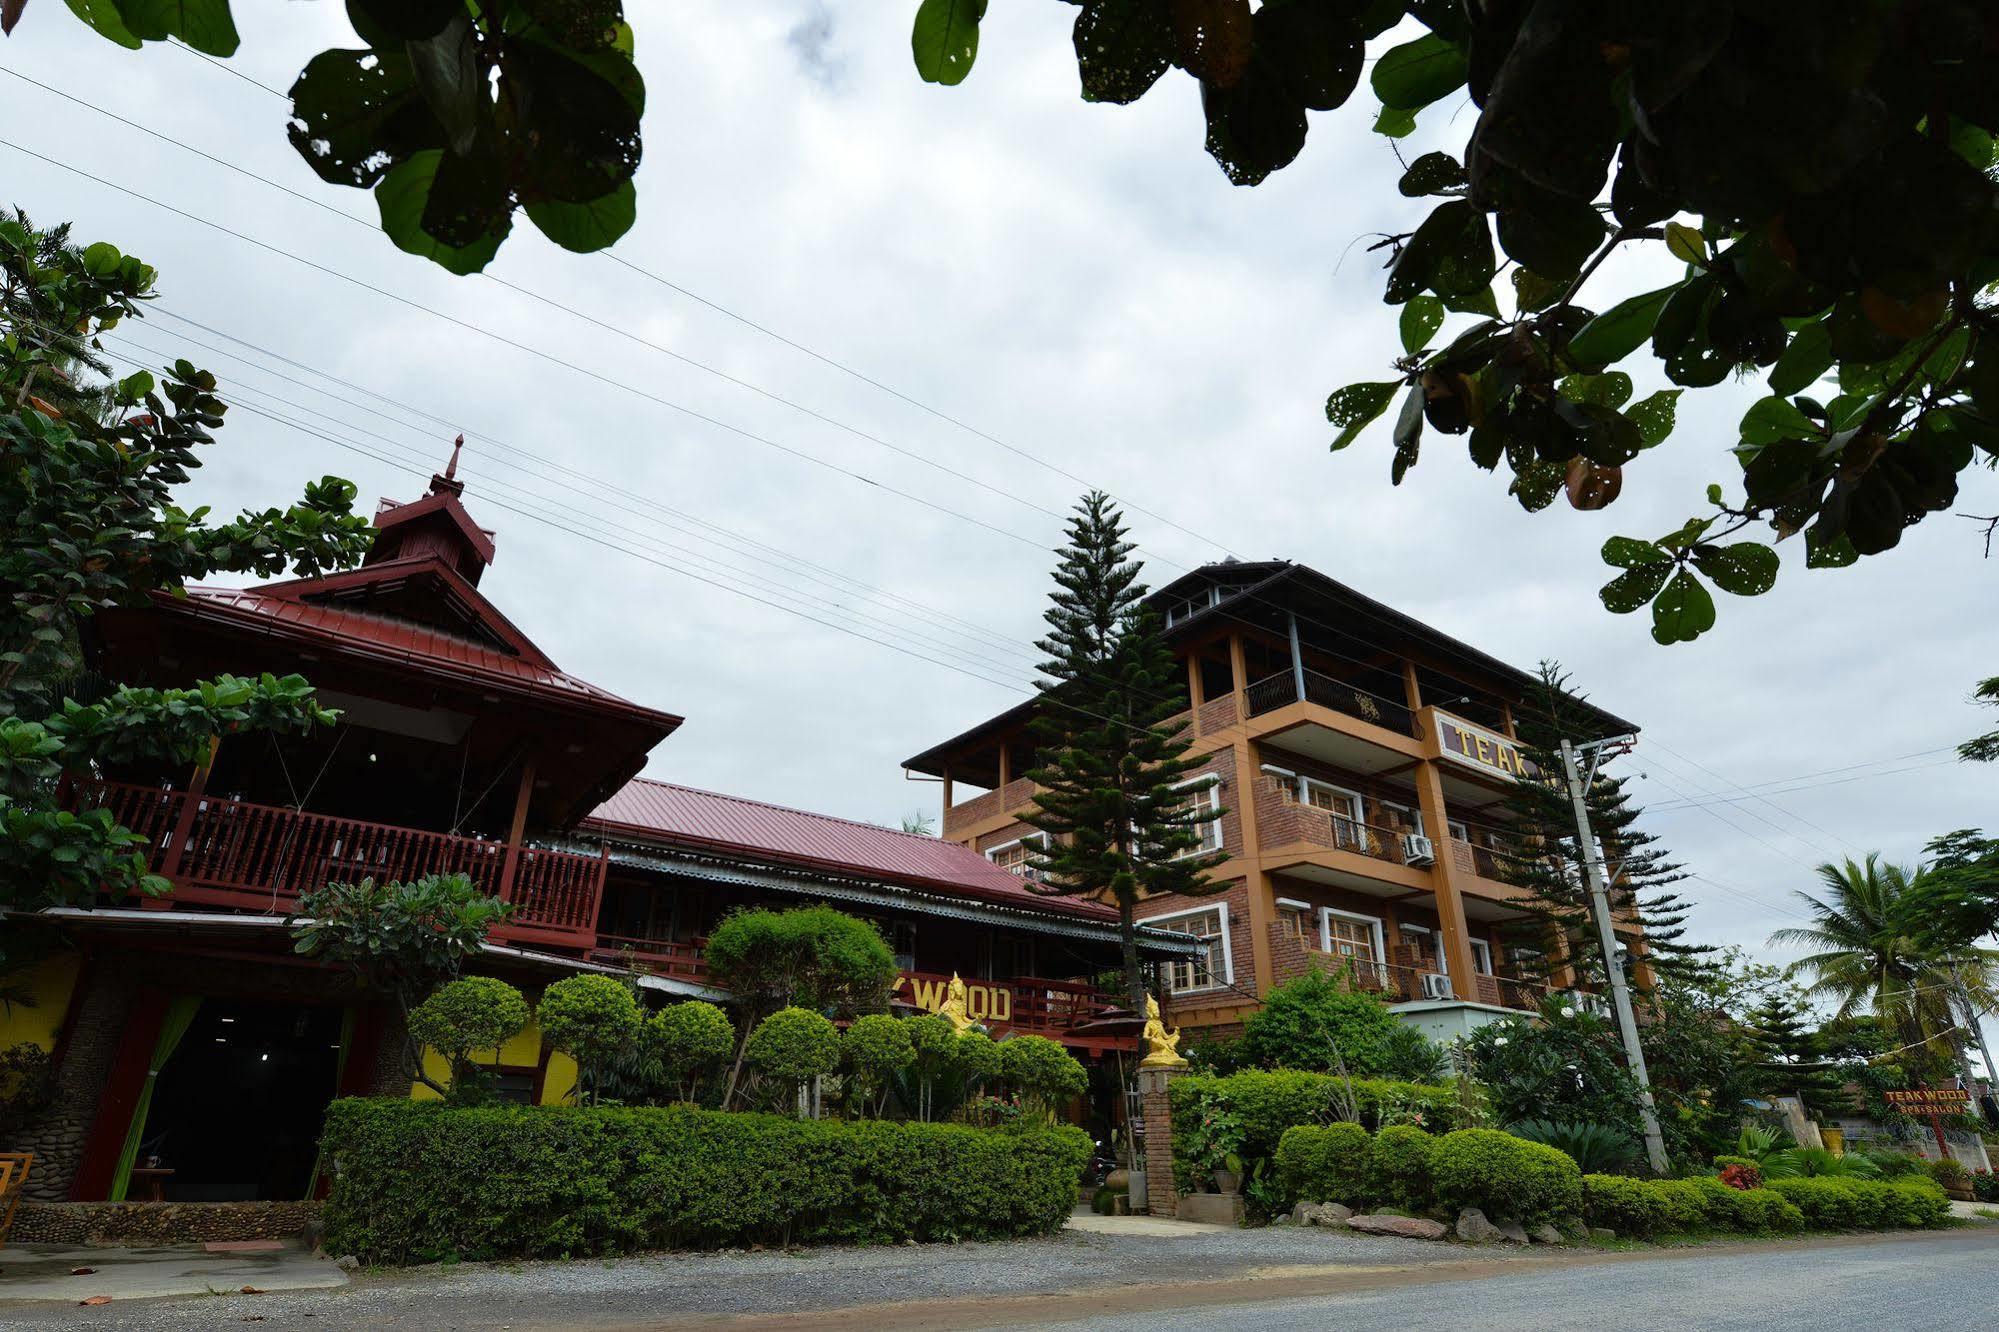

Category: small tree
[292, 873, 511, 1096]
[406, 976, 529, 1104]
[842, 1014, 915, 1119]
[745, 1007, 841, 1118]
[703, 905, 897, 1106]
[537, 974, 642, 1106]
[1238, 969, 1409, 1078]
[998, 1034, 1087, 1122]
[649, 1000, 735, 1104]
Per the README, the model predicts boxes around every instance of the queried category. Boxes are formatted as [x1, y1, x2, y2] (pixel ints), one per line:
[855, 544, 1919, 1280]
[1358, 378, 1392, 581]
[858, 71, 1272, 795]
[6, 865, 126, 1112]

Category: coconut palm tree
[1768, 855, 1999, 1073]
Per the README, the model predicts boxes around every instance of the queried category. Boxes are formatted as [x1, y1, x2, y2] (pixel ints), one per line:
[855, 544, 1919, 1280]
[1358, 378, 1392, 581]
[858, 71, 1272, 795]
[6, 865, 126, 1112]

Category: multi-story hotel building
[905, 559, 1642, 1043]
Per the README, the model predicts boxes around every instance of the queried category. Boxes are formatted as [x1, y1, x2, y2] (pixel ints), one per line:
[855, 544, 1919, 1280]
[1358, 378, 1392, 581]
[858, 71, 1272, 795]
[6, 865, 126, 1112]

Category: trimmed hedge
[1579, 1172, 1945, 1238]
[1168, 1070, 1457, 1187]
[1767, 1176, 1950, 1230]
[320, 1099, 1089, 1263]
[1275, 1123, 1370, 1206]
[1431, 1129, 1581, 1225]
[1368, 1125, 1438, 1208]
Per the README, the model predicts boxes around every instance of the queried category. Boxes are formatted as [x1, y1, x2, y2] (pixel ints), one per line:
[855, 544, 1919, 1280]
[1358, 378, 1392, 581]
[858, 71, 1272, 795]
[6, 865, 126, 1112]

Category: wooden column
[1227, 633, 1250, 719]
[941, 763, 954, 833]
[1186, 651, 1204, 713]
[1500, 700, 1518, 739]
[497, 754, 536, 903]
[997, 742, 1010, 791]
[156, 734, 221, 888]
[1411, 758, 1479, 995]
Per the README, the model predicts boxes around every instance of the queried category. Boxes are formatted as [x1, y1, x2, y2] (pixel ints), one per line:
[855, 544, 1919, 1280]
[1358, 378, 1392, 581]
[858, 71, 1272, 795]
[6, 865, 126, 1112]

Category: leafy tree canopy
[905, 2, 1999, 642]
[7, 3, 645, 274]
[1236, 967, 1415, 1079]
[3, 212, 371, 924]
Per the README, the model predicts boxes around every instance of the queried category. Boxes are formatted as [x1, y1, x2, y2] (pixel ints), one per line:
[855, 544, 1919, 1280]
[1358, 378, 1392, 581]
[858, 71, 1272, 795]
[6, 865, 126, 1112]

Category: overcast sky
[4, 4, 1995, 993]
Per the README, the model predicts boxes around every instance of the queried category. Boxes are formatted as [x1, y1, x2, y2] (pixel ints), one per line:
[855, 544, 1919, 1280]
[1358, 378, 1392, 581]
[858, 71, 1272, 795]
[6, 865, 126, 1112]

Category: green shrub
[1580, 1173, 1672, 1237]
[1886, 1177, 1951, 1227]
[1368, 1125, 1437, 1208]
[745, 1007, 841, 1104]
[842, 1014, 915, 1116]
[536, 975, 643, 1103]
[1508, 1119, 1642, 1174]
[1432, 1129, 1581, 1224]
[999, 1035, 1087, 1116]
[1649, 1179, 1713, 1231]
[1691, 1177, 1804, 1233]
[1767, 1177, 1870, 1228]
[1712, 1154, 1762, 1173]
[953, 1029, 1002, 1083]
[648, 1001, 735, 1102]
[319, 1099, 1089, 1263]
[1863, 1150, 1924, 1179]
[1169, 1071, 1456, 1159]
[1239, 969, 1410, 1076]
[1274, 1123, 1370, 1207]
[1764, 1146, 1881, 1180]
[407, 976, 529, 1100]
[1926, 1155, 1972, 1190]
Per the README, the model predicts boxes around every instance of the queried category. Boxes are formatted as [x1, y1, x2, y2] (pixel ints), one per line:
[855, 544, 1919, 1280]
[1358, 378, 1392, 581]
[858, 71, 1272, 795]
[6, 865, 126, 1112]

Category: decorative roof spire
[430, 434, 467, 497]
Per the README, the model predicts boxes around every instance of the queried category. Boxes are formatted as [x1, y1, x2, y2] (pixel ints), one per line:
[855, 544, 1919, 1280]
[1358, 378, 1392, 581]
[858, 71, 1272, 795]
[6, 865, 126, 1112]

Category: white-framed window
[1320, 908, 1387, 983]
[1167, 776, 1224, 858]
[1399, 923, 1443, 973]
[1163, 584, 1223, 627]
[1470, 937, 1494, 975]
[1447, 818, 1470, 842]
[1148, 902, 1232, 993]
[985, 832, 1049, 880]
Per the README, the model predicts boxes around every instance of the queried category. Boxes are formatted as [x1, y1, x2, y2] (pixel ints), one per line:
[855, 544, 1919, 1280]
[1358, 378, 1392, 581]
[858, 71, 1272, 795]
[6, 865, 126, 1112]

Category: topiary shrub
[648, 1001, 735, 1103]
[998, 1035, 1087, 1119]
[1690, 1177, 1805, 1233]
[1767, 1177, 1871, 1228]
[1274, 1123, 1370, 1208]
[536, 975, 643, 1104]
[407, 976, 530, 1103]
[1432, 1129, 1582, 1224]
[1926, 1155, 1972, 1191]
[1580, 1173, 1672, 1237]
[1368, 1124, 1438, 1209]
[842, 1014, 915, 1117]
[1649, 1178, 1713, 1232]
[1886, 1177, 1951, 1227]
[745, 1007, 841, 1115]
[319, 1099, 1091, 1262]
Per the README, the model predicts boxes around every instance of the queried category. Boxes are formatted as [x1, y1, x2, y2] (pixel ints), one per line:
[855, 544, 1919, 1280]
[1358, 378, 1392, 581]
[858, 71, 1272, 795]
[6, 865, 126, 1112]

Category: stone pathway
[0, 1242, 347, 1304]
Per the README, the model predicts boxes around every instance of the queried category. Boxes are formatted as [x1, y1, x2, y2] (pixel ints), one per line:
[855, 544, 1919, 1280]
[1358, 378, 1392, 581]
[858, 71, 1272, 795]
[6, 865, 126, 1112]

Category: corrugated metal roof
[170, 583, 677, 726]
[585, 779, 1119, 923]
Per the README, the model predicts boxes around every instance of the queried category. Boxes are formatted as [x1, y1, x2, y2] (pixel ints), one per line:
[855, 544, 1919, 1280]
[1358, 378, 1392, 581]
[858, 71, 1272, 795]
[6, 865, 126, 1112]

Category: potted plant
[1213, 1151, 1244, 1196]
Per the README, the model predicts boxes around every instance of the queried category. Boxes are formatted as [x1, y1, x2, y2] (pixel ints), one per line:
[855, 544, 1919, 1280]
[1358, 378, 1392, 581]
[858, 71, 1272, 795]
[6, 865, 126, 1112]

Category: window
[1321, 909, 1386, 983]
[1375, 800, 1424, 836]
[1150, 904, 1231, 993]
[1276, 905, 1312, 940]
[986, 833, 1049, 880]
[1163, 584, 1223, 627]
[1470, 937, 1494, 975]
[1167, 778, 1223, 858]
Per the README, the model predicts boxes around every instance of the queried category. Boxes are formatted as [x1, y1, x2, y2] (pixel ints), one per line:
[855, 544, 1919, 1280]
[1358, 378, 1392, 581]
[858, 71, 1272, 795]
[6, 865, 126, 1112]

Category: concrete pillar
[1411, 758, 1479, 993]
[1138, 1065, 1183, 1217]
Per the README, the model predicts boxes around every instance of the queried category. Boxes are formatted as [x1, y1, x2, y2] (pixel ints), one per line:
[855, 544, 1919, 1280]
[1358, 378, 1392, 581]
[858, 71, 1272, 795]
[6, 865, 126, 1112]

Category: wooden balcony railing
[897, 969, 1123, 1038]
[83, 780, 606, 946]
[941, 776, 1037, 836]
[1244, 669, 1417, 737]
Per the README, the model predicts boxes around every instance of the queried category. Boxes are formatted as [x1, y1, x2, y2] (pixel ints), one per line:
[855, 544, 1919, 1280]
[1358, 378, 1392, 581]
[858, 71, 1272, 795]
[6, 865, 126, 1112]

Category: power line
[1643, 738, 1867, 856]
[1648, 757, 1963, 811]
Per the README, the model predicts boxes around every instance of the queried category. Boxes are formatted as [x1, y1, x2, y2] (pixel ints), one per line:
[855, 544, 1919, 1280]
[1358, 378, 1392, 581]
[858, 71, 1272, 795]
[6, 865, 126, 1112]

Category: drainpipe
[1287, 613, 1305, 704]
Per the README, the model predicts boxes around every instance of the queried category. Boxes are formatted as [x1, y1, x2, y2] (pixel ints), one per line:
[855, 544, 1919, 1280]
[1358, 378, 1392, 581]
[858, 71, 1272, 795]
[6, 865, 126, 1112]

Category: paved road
[1, 1223, 1993, 1330]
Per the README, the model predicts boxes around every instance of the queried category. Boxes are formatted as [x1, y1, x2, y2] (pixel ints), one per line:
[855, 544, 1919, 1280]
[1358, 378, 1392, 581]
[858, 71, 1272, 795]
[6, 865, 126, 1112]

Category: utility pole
[1950, 972, 1999, 1123]
[1559, 737, 1670, 1176]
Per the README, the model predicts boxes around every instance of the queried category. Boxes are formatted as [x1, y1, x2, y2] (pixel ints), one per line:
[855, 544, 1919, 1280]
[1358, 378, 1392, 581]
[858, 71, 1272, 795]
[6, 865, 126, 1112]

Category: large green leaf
[1600, 562, 1671, 613]
[1258, 0, 1361, 112]
[1650, 570, 1715, 644]
[375, 150, 509, 275]
[1073, 0, 1173, 104]
[1326, 382, 1397, 451]
[912, 0, 986, 86]
[1202, 55, 1307, 186]
[1601, 535, 1672, 569]
[1624, 389, 1681, 446]
[1690, 542, 1779, 596]
[526, 179, 636, 253]
[1386, 200, 1493, 304]
[1738, 396, 1818, 447]
[62, 0, 139, 48]
[288, 47, 440, 189]
[1565, 284, 1679, 368]
[1399, 296, 1444, 354]
[117, 0, 238, 55]
[1767, 320, 1834, 396]
[1370, 34, 1467, 111]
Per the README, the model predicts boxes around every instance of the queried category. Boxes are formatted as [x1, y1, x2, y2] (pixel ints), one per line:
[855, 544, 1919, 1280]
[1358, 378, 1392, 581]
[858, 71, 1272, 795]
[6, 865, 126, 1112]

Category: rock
[1496, 1221, 1531, 1245]
[1529, 1224, 1565, 1245]
[1292, 1202, 1353, 1227]
[1589, 1227, 1617, 1242]
[1455, 1208, 1506, 1244]
[1347, 1214, 1449, 1240]
[333, 1255, 360, 1272]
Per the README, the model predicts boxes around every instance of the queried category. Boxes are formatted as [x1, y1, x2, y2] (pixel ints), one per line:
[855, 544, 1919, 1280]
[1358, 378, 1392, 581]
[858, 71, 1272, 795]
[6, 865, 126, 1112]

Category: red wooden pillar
[71, 987, 169, 1200]
[154, 736, 220, 892]
[496, 755, 536, 905]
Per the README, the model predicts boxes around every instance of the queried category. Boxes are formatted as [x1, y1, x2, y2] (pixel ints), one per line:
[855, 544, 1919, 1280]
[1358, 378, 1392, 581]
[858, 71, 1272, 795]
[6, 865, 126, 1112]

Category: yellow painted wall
[409, 1016, 575, 1105]
[0, 952, 80, 1052]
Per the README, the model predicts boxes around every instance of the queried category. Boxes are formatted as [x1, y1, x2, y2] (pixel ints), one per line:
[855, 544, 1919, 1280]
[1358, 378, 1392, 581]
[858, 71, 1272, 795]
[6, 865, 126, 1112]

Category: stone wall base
[10, 1200, 322, 1247]
[1176, 1192, 1244, 1226]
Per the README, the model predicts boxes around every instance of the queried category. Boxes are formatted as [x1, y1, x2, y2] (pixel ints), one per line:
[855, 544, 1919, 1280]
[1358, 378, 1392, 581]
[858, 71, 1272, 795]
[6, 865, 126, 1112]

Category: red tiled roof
[165, 579, 679, 728]
[585, 779, 1118, 923]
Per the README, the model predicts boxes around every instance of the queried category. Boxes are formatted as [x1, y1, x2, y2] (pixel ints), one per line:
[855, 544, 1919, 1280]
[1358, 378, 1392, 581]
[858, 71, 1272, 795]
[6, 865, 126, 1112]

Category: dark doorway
[141, 1000, 344, 1201]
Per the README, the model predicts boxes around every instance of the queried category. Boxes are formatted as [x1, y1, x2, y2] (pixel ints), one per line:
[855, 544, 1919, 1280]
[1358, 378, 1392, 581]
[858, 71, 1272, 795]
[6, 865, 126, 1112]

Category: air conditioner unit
[1421, 972, 1454, 1000]
[1401, 833, 1436, 865]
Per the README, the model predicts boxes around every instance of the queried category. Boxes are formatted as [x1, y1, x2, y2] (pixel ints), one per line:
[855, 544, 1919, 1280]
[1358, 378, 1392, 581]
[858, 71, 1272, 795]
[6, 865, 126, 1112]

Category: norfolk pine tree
[1021, 493, 1226, 1016]
[1497, 663, 1710, 993]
